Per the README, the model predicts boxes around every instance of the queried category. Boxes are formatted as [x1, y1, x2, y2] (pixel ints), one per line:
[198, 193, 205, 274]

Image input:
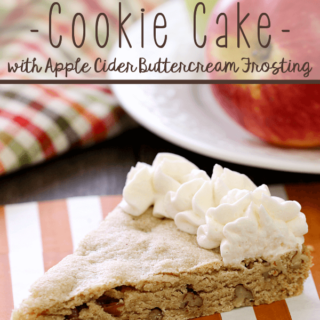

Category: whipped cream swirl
[121, 153, 308, 264]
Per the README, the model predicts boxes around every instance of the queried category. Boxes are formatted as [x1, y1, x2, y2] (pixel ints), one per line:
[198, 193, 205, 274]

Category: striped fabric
[0, 0, 166, 174]
[0, 185, 319, 320]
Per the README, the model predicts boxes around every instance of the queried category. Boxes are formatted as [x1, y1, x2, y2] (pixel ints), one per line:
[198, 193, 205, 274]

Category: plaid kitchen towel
[0, 0, 166, 174]
[0, 184, 320, 320]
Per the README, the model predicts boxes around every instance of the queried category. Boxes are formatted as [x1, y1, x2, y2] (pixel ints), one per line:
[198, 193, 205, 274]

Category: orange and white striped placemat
[0, 185, 319, 320]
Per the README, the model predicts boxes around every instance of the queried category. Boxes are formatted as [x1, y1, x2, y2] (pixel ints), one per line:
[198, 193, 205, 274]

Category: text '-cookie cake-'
[12, 153, 312, 320]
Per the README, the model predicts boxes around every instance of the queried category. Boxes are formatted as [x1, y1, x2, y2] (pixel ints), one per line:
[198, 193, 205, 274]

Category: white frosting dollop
[121, 153, 308, 265]
[120, 153, 200, 218]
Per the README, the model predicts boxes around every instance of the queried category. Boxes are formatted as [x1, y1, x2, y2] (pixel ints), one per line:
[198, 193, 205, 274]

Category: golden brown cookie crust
[11, 207, 312, 320]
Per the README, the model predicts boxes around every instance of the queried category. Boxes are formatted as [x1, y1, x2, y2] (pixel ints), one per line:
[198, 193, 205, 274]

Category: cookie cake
[12, 153, 312, 320]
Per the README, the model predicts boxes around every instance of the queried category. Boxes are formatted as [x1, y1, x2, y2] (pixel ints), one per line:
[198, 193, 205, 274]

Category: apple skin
[211, 84, 320, 147]
[206, 0, 320, 147]
[185, 0, 218, 38]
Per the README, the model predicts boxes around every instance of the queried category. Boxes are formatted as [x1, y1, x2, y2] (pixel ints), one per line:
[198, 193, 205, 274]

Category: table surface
[1, 127, 320, 206]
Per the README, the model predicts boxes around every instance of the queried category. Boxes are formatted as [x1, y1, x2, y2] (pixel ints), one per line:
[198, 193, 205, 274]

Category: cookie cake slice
[12, 153, 312, 320]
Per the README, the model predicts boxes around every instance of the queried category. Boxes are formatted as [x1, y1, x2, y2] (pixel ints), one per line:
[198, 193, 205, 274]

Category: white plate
[109, 0, 320, 173]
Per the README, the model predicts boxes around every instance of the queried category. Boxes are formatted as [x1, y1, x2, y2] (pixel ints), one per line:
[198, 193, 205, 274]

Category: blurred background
[0, 0, 320, 205]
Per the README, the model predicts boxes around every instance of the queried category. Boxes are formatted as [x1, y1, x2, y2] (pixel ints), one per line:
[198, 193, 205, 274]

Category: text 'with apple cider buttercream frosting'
[120, 153, 308, 265]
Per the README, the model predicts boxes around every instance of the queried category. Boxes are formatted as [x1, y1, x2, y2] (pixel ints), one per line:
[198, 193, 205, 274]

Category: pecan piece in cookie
[65, 304, 88, 319]
[96, 296, 124, 317]
[180, 287, 203, 308]
[148, 308, 163, 320]
[233, 285, 254, 307]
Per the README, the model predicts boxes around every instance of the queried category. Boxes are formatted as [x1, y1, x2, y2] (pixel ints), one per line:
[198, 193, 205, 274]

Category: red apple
[206, 0, 320, 147]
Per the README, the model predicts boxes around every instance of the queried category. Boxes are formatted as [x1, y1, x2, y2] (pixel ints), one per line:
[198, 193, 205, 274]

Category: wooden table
[0, 127, 319, 205]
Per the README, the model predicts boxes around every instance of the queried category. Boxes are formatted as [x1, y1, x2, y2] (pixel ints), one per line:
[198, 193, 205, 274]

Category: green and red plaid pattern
[0, 84, 132, 173]
[0, 0, 166, 174]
